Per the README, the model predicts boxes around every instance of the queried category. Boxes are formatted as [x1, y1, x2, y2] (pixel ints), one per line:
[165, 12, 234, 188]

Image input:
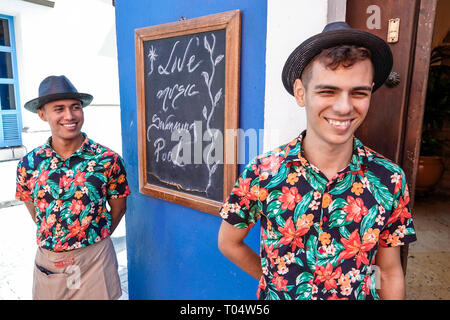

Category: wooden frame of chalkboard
[135, 10, 241, 215]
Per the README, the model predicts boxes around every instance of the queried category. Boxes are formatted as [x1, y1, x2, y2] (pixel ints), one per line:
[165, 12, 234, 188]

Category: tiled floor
[405, 194, 450, 300]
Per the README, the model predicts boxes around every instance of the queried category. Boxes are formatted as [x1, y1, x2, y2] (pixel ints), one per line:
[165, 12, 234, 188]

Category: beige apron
[33, 237, 121, 300]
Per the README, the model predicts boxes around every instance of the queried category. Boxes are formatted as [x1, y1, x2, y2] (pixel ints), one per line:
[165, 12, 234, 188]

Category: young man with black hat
[15, 75, 130, 299]
[218, 22, 417, 300]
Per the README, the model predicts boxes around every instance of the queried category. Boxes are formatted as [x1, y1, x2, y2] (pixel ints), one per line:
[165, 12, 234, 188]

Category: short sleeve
[15, 158, 34, 202]
[219, 157, 261, 229]
[379, 170, 417, 247]
[106, 154, 130, 199]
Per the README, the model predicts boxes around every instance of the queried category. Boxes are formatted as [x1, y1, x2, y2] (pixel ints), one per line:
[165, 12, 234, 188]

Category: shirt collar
[283, 130, 370, 175]
[42, 132, 97, 159]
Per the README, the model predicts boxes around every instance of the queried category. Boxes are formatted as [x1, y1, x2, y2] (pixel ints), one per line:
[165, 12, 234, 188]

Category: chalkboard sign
[135, 10, 241, 215]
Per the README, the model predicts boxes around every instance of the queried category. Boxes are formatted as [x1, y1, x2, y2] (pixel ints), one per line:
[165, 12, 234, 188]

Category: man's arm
[23, 201, 36, 223]
[375, 245, 405, 299]
[218, 220, 262, 280]
[108, 197, 127, 234]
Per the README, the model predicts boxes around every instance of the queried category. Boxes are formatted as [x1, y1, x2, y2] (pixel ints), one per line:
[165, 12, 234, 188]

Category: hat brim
[24, 92, 93, 113]
[282, 29, 393, 95]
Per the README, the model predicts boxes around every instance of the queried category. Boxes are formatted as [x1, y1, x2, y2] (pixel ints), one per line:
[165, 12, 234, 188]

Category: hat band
[36, 92, 91, 109]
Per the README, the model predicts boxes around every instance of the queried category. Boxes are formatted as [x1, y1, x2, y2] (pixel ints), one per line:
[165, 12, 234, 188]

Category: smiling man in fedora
[218, 22, 417, 300]
[15, 75, 130, 299]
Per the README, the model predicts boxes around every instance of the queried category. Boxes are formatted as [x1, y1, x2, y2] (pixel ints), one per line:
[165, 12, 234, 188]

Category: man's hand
[218, 220, 262, 280]
[375, 245, 406, 299]
[108, 197, 127, 234]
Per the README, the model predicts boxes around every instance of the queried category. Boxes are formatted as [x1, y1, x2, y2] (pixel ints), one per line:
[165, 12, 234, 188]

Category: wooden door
[347, 0, 419, 166]
[346, 0, 438, 273]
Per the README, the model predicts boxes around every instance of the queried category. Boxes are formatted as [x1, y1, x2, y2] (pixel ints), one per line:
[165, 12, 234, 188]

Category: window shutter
[0, 14, 22, 149]
[0, 113, 21, 147]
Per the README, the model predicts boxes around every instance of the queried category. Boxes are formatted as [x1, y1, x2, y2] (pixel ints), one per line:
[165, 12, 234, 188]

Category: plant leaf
[365, 171, 394, 210]
[201, 71, 209, 85]
[329, 174, 355, 195]
[267, 190, 283, 203]
[296, 272, 314, 285]
[305, 235, 318, 272]
[293, 190, 313, 222]
[214, 54, 224, 65]
[214, 88, 222, 105]
[210, 163, 218, 175]
[266, 200, 286, 218]
[328, 209, 352, 229]
[264, 165, 288, 189]
[328, 197, 348, 213]
[204, 36, 211, 52]
[295, 283, 312, 300]
[360, 204, 379, 235]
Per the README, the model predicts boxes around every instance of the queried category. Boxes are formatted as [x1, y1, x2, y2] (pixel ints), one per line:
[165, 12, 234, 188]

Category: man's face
[37, 99, 84, 142]
[293, 59, 374, 148]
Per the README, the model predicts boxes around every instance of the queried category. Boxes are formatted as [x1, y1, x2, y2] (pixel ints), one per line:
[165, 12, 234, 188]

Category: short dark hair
[301, 45, 373, 88]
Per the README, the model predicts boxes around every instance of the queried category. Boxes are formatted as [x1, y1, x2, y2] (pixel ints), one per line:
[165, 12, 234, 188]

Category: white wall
[263, 0, 329, 151]
[0, 0, 119, 131]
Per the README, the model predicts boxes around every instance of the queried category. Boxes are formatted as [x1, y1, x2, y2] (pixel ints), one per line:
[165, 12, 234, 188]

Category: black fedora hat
[282, 21, 393, 95]
[24, 75, 93, 113]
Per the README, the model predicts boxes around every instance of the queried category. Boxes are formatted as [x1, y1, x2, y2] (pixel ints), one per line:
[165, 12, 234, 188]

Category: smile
[62, 123, 77, 128]
[325, 118, 352, 129]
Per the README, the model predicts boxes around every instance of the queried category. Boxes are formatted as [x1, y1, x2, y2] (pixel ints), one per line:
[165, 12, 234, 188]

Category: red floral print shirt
[220, 131, 417, 300]
[16, 133, 130, 252]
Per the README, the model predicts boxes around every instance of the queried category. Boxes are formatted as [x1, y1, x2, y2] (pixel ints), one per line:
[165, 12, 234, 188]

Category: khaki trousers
[33, 237, 121, 300]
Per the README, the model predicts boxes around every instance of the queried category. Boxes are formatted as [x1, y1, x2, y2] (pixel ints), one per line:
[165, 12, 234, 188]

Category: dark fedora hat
[282, 21, 393, 95]
[24, 75, 93, 113]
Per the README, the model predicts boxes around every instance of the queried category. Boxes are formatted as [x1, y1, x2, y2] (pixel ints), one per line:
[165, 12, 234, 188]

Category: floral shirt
[220, 131, 417, 300]
[16, 133, 130, 252]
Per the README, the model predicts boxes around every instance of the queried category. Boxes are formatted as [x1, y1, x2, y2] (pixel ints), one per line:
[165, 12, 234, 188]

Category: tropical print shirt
[220, 131, 417, 300]
[16, 133, 130, 252]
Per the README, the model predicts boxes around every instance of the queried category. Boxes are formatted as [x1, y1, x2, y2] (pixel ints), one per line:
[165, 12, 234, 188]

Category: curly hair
[301, 45, 373, 88]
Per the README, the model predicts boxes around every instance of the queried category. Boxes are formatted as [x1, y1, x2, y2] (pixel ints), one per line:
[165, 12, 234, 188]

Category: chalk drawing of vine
[201, 33, 224, 197]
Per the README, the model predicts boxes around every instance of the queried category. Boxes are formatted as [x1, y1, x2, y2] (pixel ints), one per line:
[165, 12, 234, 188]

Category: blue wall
[115, 0, 267, 299]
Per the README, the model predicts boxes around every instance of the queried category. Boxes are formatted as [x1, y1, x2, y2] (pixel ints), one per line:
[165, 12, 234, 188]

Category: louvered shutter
[0, 14, 22, 148]
[0, 113, 21, 147]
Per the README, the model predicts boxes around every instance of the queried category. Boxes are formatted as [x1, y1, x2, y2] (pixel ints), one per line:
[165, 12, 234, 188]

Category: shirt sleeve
[106, 154, 130, 199]
[15, 158, 34, 202]
[379, 169, 417, 247]
[219, 157, 261, 229]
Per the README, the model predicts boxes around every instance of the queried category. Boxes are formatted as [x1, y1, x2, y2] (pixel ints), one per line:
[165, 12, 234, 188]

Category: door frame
[399, 0, 437, 274]
[401, 0, 438, 207]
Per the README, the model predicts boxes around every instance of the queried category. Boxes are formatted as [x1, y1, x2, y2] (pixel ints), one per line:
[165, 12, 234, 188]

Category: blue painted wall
[115, 0, 267, 299]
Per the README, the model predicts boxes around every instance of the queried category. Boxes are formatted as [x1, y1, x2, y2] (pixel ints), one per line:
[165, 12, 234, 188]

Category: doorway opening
[415, 0, 450, 196]
[407, 0, 450, 300]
